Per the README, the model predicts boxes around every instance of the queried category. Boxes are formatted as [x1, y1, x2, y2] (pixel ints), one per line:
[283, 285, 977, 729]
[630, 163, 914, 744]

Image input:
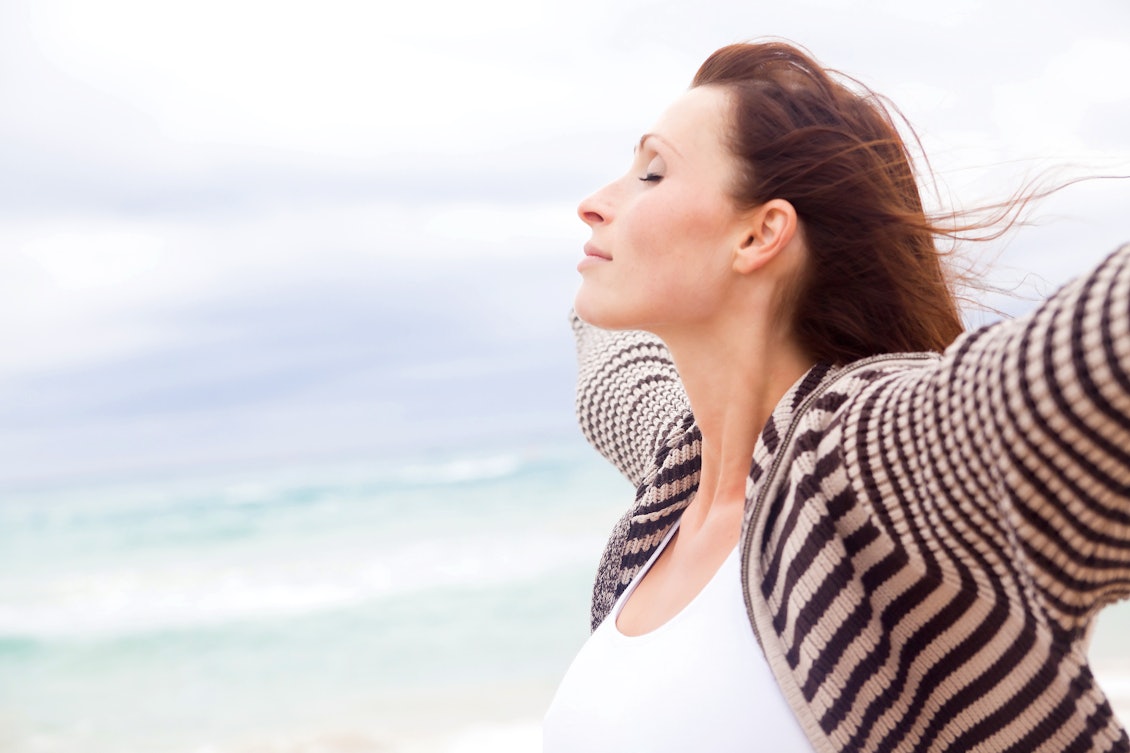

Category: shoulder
[806, 353, 943, 423]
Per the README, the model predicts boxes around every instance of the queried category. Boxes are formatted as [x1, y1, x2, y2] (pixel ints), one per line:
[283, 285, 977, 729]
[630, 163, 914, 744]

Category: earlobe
[732, 199, 798, 275]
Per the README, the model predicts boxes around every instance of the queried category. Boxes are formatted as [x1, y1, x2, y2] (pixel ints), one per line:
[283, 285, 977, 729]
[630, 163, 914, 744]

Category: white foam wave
[0, 529, 604, 639]
[395, 454, 525, 486]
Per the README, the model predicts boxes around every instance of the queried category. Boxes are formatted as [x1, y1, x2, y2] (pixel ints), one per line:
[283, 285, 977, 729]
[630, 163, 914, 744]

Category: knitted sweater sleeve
[859, 242, 1130, 638]
[571, 312, 691, 486]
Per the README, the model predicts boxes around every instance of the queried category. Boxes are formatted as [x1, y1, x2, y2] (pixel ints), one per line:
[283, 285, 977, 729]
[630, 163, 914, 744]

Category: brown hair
[693, 42, 964, 362]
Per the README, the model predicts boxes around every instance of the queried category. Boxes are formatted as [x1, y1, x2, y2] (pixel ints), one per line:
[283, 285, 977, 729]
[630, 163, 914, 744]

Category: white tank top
[543, 524, 812, 752]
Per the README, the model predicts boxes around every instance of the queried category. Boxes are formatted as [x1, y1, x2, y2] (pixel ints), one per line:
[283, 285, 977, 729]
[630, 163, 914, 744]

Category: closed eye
[638, 154, 666, 183]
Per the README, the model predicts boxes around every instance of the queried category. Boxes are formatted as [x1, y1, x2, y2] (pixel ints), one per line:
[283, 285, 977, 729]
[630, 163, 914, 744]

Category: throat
[615, 505, 743, 637]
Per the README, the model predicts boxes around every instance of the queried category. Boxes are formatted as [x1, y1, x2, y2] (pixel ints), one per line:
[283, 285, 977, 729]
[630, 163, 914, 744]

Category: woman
[543, 42, 1130, 752]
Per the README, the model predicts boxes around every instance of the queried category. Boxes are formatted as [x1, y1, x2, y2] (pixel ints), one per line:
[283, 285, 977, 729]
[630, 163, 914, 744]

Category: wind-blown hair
[693, 42, 964, 362]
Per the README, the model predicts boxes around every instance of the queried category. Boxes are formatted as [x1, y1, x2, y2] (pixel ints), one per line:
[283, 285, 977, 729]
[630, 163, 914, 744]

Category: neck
[657, 317, 815, 532]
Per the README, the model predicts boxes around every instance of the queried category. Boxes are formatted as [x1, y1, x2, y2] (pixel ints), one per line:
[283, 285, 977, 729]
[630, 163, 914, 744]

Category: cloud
[0, 250, 580, 486]
[0, 195, 583, 367]
[2, 0, 1129, 485]
[992, 38, 1130, 155]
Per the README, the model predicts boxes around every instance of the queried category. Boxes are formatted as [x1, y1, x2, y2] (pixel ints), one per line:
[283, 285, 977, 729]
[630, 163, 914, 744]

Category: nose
[577, 185, 610, 227]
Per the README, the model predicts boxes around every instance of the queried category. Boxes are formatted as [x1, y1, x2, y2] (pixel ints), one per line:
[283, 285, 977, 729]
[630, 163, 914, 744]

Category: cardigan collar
[613, 361, 837, 598]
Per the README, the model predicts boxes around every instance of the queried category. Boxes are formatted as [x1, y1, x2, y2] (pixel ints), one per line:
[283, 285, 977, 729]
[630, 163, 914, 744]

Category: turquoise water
[2, 440, 1128, 752]
[0, 441, 632, 752]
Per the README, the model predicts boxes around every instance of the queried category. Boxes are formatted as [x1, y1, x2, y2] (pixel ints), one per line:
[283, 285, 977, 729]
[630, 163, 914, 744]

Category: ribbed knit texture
[573, 243, 1130, 753]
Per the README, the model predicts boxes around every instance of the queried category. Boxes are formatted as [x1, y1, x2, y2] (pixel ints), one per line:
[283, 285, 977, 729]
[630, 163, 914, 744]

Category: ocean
[2, 438, 1128, 752]
[0, 439, 632, 752]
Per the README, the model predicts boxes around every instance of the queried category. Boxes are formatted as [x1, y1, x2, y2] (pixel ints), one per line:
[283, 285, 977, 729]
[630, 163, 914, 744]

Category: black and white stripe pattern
[574, 243, 1130, 752]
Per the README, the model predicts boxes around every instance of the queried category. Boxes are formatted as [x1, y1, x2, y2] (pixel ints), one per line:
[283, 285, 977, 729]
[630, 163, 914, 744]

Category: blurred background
[1, 0, 1129, 751]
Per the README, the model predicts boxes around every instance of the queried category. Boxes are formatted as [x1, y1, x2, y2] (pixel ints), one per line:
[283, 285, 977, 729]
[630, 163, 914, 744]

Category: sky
[1, 0, 1129, 488]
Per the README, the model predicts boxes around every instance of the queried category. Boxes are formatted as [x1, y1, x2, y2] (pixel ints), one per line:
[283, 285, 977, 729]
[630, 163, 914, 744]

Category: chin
[573, 298, 638, 332]
[571, 294, 602, 327]
[573, 290, 618, 330]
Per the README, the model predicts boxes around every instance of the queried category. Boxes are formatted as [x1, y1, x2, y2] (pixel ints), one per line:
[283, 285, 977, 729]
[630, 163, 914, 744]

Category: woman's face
[574, 85, 751, 333]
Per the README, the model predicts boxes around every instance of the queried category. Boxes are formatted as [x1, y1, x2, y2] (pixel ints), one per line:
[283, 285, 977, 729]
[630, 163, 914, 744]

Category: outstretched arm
[572, 313, 691, 487]
[858, 242, 1130, 639]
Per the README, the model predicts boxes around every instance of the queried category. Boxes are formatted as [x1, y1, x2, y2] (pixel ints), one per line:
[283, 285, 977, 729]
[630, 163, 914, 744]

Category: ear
[732, 199, 799, 275]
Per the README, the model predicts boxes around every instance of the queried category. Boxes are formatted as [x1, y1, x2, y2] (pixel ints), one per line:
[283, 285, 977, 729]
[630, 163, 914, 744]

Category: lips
[577, 243, 612, 273]
[583, 243, 612, 261]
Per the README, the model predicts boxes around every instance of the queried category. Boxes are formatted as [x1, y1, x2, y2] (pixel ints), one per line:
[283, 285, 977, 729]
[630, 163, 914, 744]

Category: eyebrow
[634, 133, 680, 156]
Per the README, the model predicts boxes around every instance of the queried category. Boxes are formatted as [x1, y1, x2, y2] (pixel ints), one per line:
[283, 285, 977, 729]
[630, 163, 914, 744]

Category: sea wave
[0, 447, 556, 520]
[0, 528, 605, 640]
[393, 453, 525, 487]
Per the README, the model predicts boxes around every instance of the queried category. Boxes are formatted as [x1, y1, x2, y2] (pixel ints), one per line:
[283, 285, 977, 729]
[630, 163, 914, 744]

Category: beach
[2, 438, 1128, 752]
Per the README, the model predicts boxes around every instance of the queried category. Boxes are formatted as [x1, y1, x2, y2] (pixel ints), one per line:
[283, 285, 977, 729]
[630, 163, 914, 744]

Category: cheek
[626, 197, 692, 256]
[575, 192, 735, 328]
[643, 196, 736, 274]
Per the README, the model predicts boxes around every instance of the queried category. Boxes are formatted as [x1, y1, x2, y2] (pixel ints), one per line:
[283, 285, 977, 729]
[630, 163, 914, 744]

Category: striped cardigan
[573, 243, 1130, 753]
